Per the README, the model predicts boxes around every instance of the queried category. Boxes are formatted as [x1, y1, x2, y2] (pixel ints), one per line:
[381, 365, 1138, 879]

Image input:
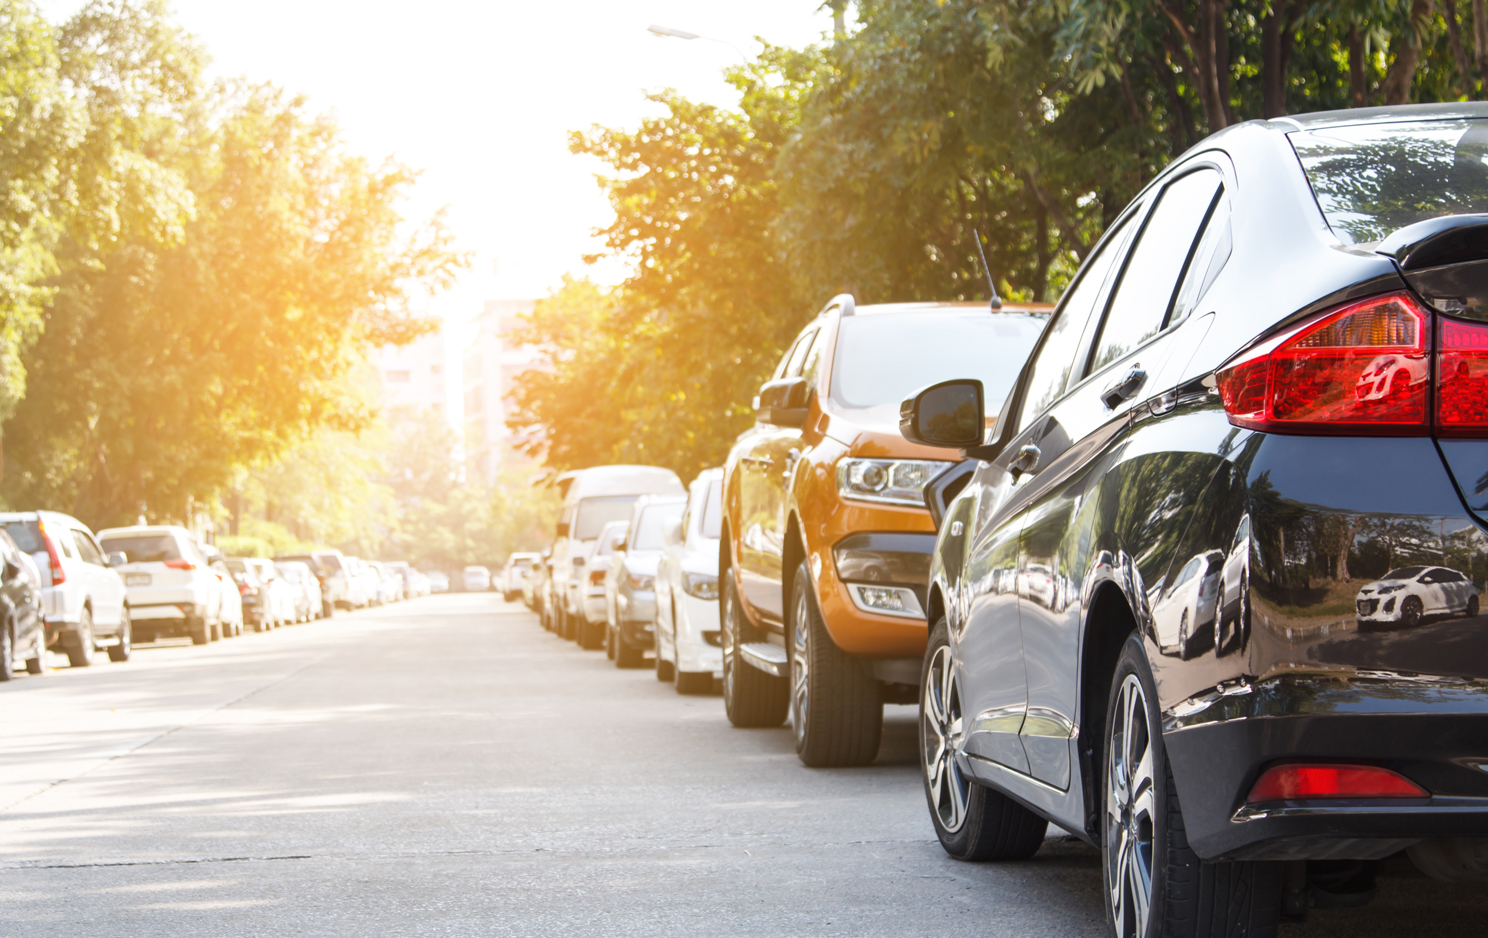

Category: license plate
[126, 574, 151, 587]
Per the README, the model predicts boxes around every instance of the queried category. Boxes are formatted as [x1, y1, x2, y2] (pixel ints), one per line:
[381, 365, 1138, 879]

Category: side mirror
[556, 521, 570, 537]
[662, 516, 683, 547]
[756, 377, 810, 428]
[900, 379, 985, 448]
[107, 552, 128, 568]
[611, 534, 627, 551]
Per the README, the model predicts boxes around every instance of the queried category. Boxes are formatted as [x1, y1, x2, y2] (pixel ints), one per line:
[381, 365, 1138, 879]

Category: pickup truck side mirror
[107, 552, 128, 568]
[662, 516, 683, 547]
[756, 377, 810, 428]
[900, 379, 985, 448]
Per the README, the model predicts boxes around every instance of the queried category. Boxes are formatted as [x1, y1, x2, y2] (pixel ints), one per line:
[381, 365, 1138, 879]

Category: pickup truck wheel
[107, 611, 132, 662]
[922, 619, 1045, 859]
[66, 610, 95, 667]
[790, 561, 882, 767]
[721, 574, 787, 727]
[1102, 635, 1281, 938]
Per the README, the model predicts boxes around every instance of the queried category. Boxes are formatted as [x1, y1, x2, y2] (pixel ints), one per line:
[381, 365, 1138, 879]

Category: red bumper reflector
[1246, 763, 1427, 802]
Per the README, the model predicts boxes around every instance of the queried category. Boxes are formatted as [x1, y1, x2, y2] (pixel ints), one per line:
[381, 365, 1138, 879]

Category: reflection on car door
[71, 526, 123, 628]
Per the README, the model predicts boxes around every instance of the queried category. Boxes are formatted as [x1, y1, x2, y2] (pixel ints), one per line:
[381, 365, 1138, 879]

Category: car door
[1015, 165, 1229, 789]
[739, 325, 819, 624]
[956, 207, 1141, 777]
[72, 527, 123, 628]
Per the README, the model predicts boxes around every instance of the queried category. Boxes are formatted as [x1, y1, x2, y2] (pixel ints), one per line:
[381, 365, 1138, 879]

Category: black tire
[1103, 635, 1281, 938]
[108, 611, 132, 662]
[921, 618, 1046, 860]
[1468, 595, 1480, 618]
[577, 615, 604, 650]
[66, 609, 95, 667]
[605, 618, 616, 660]
[676, 671, 712, 694]
[615, 626, 644, 668]
[1401, 595, 1424, 628]
[323, 600, 335, 619]
[656, 653, 675, 682]
[0, 620, 13, 681]
[1178, 608, 1191, 660]
[561, 606, 578, 642]
[720, 573, 788, 727]
[210, 619, 223, 641]
[189, 615, 210, 645]
[253, 614, 268, 633]
[25, 629, 45, 674]
[789, 561, 882, 767]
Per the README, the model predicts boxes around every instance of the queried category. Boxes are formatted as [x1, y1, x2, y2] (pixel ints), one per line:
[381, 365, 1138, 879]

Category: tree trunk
[1336, 515, 1363, 581]
[1034, 203, 1051, 303]
[1476, 0, 1488, 91]
[1261, 6, 1284, 117]
[1150, 53, 1196, 149]
[1213, 0, 1237, 125]
[1349, 25, 1368, 106]
[1445, 0, 1477, 96]
[1160, 2, 1228, 130]
[1381, 0, 1435, 105]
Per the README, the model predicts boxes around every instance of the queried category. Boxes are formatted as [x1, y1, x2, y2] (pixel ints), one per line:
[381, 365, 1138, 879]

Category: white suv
[97, 525, 219, 645]
[0, 511, 130, 667]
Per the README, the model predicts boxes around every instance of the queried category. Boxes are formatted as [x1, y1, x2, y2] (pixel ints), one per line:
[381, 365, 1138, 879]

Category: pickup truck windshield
[831, 310, 1046, 413]
[1290, 119, 1488, 244]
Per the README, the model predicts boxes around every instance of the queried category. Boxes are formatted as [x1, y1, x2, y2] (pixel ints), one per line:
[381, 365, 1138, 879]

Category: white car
[0, 511, 130, 666]
[346, 557, 379, 607]
[463, 565, 491, 592]
[276, 561, 323, 622]
[502, 553, 540, 601]
[207, 558, 244, 637]
[1151, 550, 1224, 660]
[247, 558, 298, 625]
[654, 469, 724, 694]
[98, 525, 219, 645]
[1356, 565, 1480, 628]
[582, 522, 629, 631]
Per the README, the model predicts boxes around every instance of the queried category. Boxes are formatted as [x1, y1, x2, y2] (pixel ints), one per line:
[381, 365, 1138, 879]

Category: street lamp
[646, 23, 749, 64]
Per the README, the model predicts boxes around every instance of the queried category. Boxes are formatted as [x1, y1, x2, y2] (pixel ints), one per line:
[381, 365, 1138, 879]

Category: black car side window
[1086, 168, 1225, 378]
[1015, 212, 1137, 433]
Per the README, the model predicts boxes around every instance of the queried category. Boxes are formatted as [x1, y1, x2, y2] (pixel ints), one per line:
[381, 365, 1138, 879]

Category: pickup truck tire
[65, 610, 95, 667]
[790, 561, 882, 767]
[721, 574, 787, 728]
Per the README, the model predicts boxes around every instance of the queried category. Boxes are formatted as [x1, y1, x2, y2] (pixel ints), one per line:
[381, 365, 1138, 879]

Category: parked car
[386, 562, 418, 598]
[405, 569, 431, 598]
[583, 523, 628, 643]
[605, 494, 686, 668]
[655, 469, 724, 694]
[525, 549, 549, 611]
[549, 466, 686, 647]
[225, 558, 274, 631]
[346, 556, 378, 607]
[366, 561, 399, 604]
[502, 552, 539, 601]
[0, 511, 132, 667]
[1149, 549, 1224, 659]
[276, 550, 350, 616]
[246, 558, 296, 626]
[276, 561, 323, 622]
[899, 105, 1488, 934]
[462, 565, 491, 592]
[428, 571, 450, 593]
[98, 525, 220, 645]
[0, 529, 45, 678]
[208, 558, 244, 637]
[1355, 565, 1479, 629]
[719, 296, 1047, 766]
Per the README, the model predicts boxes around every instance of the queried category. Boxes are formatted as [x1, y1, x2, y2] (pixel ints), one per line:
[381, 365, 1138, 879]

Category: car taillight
[165, 558, 196, 570]
[36, 520, 64, 585]
[1216, 292, 1431, 434]
[589, 570, 606, 585]
[1246, 763, 1426, 802]
[1437, 317, 1488, 435]
[240, 583, 257, 596]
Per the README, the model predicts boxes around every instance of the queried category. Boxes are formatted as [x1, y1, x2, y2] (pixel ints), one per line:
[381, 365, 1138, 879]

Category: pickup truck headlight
[837, 458, 955, 507]
[682, 572, 719, 600]
[626, 573, 654, 591]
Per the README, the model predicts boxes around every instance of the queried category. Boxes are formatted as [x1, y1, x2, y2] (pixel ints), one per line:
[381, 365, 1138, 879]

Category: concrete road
[0, 593, 1484, 937]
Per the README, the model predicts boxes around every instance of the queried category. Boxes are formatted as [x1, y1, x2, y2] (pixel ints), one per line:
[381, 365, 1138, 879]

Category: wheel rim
[790, 588, 809, 744]
[1106, 673, 1155, 938]
[922, 644, 968, 833]
[721, 583, 738, 702]
[119, 612, 131, 655]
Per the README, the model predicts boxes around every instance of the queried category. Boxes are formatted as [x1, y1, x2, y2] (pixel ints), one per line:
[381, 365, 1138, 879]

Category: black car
[0, 529, 43, 679]
[901, 103, 1488, 935]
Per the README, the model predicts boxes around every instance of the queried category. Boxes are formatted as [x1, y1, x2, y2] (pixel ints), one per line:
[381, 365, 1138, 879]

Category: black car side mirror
[757, 377, 810, 428]
[900, 379, 985, 448]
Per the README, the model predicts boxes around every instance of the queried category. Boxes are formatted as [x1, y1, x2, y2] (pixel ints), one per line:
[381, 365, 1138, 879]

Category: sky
[42, 0, 836, 326]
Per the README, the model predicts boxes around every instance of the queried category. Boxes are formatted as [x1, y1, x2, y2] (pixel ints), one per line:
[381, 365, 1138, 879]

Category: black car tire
[25, 629, 45, 674]
[1467, 595, 1480, 618]
[676, 671, 712, 694]
[1103, 635, 1281, 938]
[0, 620, 13, 681]
[921, 618, 1046, 860]
[656, 653, 674, 682]
[108, 611, 131, 662]
[720, 574, 788, 728]
[189, 615, 210, 645]
[615, 626, 644, 668]
[790, 561, 882, 767]
[66, 609, 95, 667]
[1401, 595, 1424, 628]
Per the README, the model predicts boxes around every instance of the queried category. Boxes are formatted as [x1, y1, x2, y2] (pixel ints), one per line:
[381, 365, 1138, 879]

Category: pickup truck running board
[740, 642, 788, 678]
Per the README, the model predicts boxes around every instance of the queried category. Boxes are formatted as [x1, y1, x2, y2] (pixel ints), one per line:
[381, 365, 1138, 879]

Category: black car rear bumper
[1163, 674, 1488, 860]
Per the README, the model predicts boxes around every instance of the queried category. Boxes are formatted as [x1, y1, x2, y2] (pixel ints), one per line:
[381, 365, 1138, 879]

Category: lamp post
[646, 23, 749, 64]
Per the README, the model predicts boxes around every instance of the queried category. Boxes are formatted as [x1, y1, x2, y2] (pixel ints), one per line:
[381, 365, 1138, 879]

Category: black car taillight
[1437, 317, 1488, 435]
[1216, 292, 1431, 435]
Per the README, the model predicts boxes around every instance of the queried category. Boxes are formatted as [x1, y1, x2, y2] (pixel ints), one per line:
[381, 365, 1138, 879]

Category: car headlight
[627, 574, 654, 591]
[837, 458, 955, 507]
[1376, 585, 1403, 594]
[682, 572, 719, 600]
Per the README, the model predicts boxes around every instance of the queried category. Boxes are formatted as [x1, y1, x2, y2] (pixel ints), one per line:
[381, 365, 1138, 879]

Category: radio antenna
[972, 229, 1002, 310]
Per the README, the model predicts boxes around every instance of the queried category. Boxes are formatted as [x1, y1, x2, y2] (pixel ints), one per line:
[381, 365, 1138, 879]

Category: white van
[549, 465, 684, 649]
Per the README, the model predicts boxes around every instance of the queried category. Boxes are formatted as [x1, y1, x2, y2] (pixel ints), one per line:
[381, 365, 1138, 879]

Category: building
[375, 325, 452, 428]
[463, 299, 544, 487]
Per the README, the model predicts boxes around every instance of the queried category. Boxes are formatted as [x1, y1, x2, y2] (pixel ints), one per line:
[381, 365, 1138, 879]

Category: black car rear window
[1290, 119, 1488, 244]
[100, 535, 179, 563]
[1, 521, 41, 553]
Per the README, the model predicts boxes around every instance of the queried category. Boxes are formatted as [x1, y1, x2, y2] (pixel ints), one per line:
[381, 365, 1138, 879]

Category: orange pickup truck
[719, 295, 1048, 766]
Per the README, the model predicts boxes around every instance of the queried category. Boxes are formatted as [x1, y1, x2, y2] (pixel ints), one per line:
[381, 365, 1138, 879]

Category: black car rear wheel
[790, 561, 882, 767]
[720, 573, 787, 728]
[921, 618, 1046, 860]
[1103, 635, 1281, 938]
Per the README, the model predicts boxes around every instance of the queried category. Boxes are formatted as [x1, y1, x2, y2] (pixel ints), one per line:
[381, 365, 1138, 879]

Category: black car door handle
[1101, 366, 1148, 410]
[1009, 443, 1041, 480]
